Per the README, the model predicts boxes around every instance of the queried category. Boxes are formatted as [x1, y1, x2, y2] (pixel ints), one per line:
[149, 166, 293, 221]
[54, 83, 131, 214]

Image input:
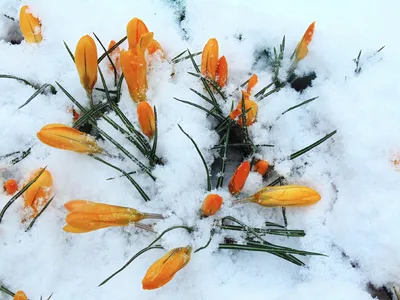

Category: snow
[0, 0, 399, 299]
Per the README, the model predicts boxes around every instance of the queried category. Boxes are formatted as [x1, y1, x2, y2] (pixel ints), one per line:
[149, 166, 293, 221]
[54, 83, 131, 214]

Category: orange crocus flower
[228, 161, 251, 195]
[137, 101, 155, 139]
[107, 40, 121, 74]
[247, 74, 258, 94]
[23, 168, 53, 216]
[235, 185, 321, 207]
[14, 291, 28, 300]
[63, 200, 164, 233]
[230, 91, 258, 127]
[142, 246, 192, 290]
[126, 17, 163, 55]
[216, 56, 228, 88]
[201, 194, 223, 216]
[294, 21, 316, 62]
[4, 179, 18, 195]
[37, 123, 102, 154]
[253, 160, 269, 176]
[19, 5, 42, 43]
[201, 38, 219, 80]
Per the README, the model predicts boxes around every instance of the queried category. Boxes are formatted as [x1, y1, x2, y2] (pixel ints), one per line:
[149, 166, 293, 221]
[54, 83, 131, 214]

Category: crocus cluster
[201, 38, 228, 88]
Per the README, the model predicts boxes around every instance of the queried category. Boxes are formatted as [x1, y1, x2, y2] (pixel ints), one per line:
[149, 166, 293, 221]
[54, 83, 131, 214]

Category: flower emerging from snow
[137, 101, 156, 139]
[126, 17, 162, 54]
[294, 21, 316, 63]
[201, 38, 228, 88]
[63, 200, 164, 233]
[37, 123, 102, 154]
[19, 5, 42, 43]
[230, 91, 258, 127]
[3, 178, 18, 195]
[107, 40, 121, 74]
[253, 160, 269, 176]
[142, 246, 192, 290]
[228, 161, 251, 195]
[13, 291, 28, 300]
[23, 168, 53, 217]
[201, 194, 223, 216]
[235, 185, 321, 207]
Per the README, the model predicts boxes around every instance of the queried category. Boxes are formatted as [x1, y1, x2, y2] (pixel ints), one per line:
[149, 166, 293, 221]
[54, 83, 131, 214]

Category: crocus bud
[230, 92, 258, 127]
[63, 200, 164, 233]
[247, 74, 258, 94]
[37, 123, 102, 154]
[23, 168, 53, 216]
[107, 40, 121, 73]
[75, 35, 98, 93]
[137, 101, 155, 139]
[235, 185, 321, 207]
[294, 21, 315, 62]
[19, 5, 42, 43]
[142, 246, 192, 290]
[14, 291, 28, 300]
[4, 178, 18, 195]
[216, 56, 228, 88]
[228, 161, 250, 195]
[201, 194, 223, 216]
[201, 38, 219, 80]
[127, 17, 149, 50]
[253, 160, 269, 176]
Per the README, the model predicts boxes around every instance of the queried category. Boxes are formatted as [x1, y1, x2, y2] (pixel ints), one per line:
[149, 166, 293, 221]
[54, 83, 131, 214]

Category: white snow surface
[0, 0, 399, 299]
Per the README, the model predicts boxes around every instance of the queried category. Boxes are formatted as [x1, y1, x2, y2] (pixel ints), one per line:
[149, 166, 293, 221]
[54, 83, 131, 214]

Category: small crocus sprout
[4, 178, 18, 195]
[75, 35, 98, 104]
[294, 21, 316, 63]
[63, 200, 164, 233]
[142, 246, 192, 290]
[228, 161, 251, 195]
[253, 160, 269, 176]
[23, 168, 53, 217]
[137, 101, 156, 139]
[19, 5, 42, 43]
[14, 290, 28, 300]
[247, 74, 258, 94]
[201, 194, 223, 216]
[201, 38, 219, 80]
[216, 56, 228, 88]
[230, 91, 258, 127]
[107, 40, 121, 73]
[37, 123, 102, 154]
[234, 185, 321, 207]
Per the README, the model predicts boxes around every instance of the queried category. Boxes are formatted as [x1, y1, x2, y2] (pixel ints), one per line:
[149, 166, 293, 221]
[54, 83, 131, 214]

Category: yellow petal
[23, 168, 53, 217]
[127, 17, 149, 50]
[295, 21, 316, 62]
[19, 6, 42, 43]
[254, 185, 321, 207]
[137, 101, 155, 139]
[75, 35, 98, 91]
[201, 38, 219, 80]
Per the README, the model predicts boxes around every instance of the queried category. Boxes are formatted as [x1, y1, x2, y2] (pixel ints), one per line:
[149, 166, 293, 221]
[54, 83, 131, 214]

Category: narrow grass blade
[267, 177, 284, 186]
[174, 97, 224, 122]
[187, 71, 226, 101]
[73, 103, 109, 128]
[0, 285, 15, 297]
[178, 124, 211, 191]
[95, 88, 117, 94]
[216, 103, 233, 189]
[194, 229, 215, 253]
[0, 167, 47, 224]
[254, 81, 275, 98]
[190, 88, 217, 108]
[63, 41, 75, 62]
[212, 143, 274, 149]
[25, 195, 55, 232]
[220, 225, 305, 237]
[281, 96, 319, 115]
[98, 36, 127, 63]
[0, 74, 37, 89]
[172, 51, 202, 64]
[171, 49, 187, 62]
[89, 155, 150, 201]
[150, 107, 158, 167]
[93, 32, 117, 86]
[116, 73, 124, 102]
[290, 130, 337, 160]
[11, 147, 32, 165]
[259, 85, 283, 101]
[106, 171, 136, 180]
[18, 83, 57, 109]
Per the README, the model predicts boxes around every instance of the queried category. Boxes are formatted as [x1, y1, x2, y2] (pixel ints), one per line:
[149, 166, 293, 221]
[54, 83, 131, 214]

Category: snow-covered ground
[1, 0, 399, 299]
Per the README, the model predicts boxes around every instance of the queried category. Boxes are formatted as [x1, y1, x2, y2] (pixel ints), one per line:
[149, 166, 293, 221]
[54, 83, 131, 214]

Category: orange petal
[37, 123, 102, 154]
[142, 246, 192, 290]
[201, 38, 219, 80]
[201, 194, 223, 216]
[107, 40, 121, 73]
[216, 56, 228, 88]
[253, 160, 269, 176]
[247, 74, 258, 94]
[228, 161, 250, 195]
[147, 39, 163, 55]
[19, 6, 42, 43]
[137, 101, 155, 139]
[14, 290, 28, 300]
[231, 94, 258, 127]
[295, 21, 316, 62]
[23, 168, 53, 216]
[4, 179, 18, 195]
[75, 35, 98, 91]
[64, 200, 91, 212]
[127, 17, 149, 50]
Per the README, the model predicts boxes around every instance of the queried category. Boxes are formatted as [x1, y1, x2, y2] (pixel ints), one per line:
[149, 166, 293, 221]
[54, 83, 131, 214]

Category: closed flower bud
[294, 21, 315, 62]
[247, 74, 258, 94]
[37, 123, 102, 154]
[63, 200, 164, 233]
[235, 185, 321, 207]
[216, 56, 228, 88]
[228, 161, 250, 195]
[4, 178, 18, 195]
[253, 160, 269, 176]
[127, 17, 149, 50]
[107, 40, 121, 74]
[201, 194, 223, 216]
[75, 35, 98, 93]
[230, 92, 258, 127]
[19, 5, 42, 43]
[23, 168, 53, 217]
[201, 38, 219, 80]
[142, 246, 192, 290]
[137, 101, 155, 139]
[14, 291, 28, 300]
